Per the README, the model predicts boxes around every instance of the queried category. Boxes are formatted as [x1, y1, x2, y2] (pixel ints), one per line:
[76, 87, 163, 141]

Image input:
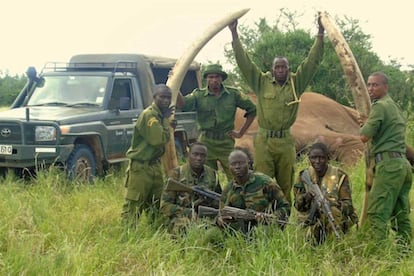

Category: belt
[203, 130, 227, 140]
[374, 152, 404, 164]
[260, 128, 289, 138]
[135, 158, 160, 166]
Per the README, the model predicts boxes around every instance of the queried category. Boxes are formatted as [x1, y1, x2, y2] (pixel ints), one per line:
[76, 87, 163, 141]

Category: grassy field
[0, 159, 413, 275]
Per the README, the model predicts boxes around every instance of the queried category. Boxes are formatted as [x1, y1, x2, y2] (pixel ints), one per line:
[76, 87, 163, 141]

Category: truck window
[109, 79, 133, 110]
[27, 75, 108, 107]
[152, 68, 199, 96]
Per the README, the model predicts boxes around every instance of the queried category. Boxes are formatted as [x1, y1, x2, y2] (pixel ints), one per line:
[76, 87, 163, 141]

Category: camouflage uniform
[220, 171, 291, 233]
[160, 163, 221, 233]
[232, 36, 324, 203]
[294, 166, 358, 244]
[181, 86, 256, 180]
[360, 94, 412, 245]
[122, 102, 170, 222]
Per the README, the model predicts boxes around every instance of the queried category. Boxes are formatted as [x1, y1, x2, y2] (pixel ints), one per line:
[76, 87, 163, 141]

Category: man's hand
[304, 191, 314, 203]
[162, 106, 174, 118]
[255, 212, 267, 223]
[358, 114, 367, 127]
[317, 13, 324, 35]
[228, 20, 239, 40]
[227, 130, 243, 139]
[170, 119, 177, 129]
[216, 215, 233, 227]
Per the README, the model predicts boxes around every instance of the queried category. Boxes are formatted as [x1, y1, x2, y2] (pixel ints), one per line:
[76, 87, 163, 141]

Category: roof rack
[40, 61, 137, 74]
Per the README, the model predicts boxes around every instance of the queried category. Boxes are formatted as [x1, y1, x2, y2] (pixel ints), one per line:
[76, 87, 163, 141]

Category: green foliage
[0, 72, 26, 107]
[224, 9, 414, 117]
[0, 158, 413, 274]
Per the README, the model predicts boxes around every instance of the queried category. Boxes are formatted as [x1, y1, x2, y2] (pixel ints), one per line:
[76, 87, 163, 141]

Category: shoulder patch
[147, 117, 158, 127]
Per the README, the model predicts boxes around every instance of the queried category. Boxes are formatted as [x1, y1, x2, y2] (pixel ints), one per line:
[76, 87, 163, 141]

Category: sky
[1, 0, 413, 75]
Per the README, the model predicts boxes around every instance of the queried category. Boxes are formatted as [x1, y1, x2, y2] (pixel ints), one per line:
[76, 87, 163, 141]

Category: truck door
[104, 78, 142, 161]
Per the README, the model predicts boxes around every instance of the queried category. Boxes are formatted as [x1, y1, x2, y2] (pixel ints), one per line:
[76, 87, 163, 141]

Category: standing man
[228, 18, 325, 204]
[121, 84, 172, 225]
[360, 72, 412, 248]
[177, 64, 256, 180]
[220, 149, 290, 233]
[160, 142, 221, 234]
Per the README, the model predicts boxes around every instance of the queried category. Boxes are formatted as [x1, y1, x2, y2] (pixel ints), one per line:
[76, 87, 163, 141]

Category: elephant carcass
[235, 92, 364, 166]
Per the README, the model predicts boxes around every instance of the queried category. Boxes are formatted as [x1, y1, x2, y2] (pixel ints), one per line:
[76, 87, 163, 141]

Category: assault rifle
[198, 205, 289, 226]
[165, 178, 221, 202]
[301, 170, 341, 239]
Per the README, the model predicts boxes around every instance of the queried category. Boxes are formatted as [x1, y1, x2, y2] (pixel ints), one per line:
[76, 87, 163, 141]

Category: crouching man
[160, 142, 222, 234]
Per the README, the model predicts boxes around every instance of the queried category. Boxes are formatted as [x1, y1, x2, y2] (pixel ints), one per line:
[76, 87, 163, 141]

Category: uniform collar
[201, 85, 229, 96]
[150, 102, 162, 114]
[231, 170, 255, 189]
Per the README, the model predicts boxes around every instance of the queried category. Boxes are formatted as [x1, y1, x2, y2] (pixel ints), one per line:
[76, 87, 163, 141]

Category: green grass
[0, 160, 413, 275]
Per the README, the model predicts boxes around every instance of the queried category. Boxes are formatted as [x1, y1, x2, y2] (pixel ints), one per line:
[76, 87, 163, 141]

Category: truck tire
[66, 144, 96, 182]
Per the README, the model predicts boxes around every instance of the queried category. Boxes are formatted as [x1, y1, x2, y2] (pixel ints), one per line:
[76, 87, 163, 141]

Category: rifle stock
[301, 171, 341, 239]
[165, 178, 221, 202]
[197, 205, 219, 218]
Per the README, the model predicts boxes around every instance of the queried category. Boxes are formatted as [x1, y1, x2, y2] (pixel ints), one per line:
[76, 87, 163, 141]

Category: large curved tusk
[319, 11, 371, 226]
[162, 8, 250, 172]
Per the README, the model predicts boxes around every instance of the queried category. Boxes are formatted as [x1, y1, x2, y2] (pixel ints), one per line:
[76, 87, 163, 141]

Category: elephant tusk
[319, 11, 371, 226]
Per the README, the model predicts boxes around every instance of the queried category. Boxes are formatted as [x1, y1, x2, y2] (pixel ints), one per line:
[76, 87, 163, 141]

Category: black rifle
[198, 205, 290, 226]
[165, 178, 221, 202]
[301, 170, 341, 239]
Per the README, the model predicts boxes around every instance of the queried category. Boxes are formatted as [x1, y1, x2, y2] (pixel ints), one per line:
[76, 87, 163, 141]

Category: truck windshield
[27, 75, 108, 107]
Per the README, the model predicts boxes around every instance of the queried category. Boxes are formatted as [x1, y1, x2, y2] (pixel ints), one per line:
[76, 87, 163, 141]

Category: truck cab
[0, 54, 201, 180]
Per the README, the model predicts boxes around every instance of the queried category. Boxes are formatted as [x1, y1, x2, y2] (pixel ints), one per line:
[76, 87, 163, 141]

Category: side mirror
[36, 77, 45, 88]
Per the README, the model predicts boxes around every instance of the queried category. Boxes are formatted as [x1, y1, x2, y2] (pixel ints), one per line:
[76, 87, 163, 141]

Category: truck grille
[0, 123, 22, 144]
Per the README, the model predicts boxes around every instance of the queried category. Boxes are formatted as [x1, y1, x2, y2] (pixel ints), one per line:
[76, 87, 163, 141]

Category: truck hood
[0, 106, 104, 124]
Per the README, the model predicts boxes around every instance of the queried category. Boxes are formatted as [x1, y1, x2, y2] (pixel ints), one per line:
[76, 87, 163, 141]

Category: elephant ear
[161, 8, 250, 172]
[319, 11, 371, 226]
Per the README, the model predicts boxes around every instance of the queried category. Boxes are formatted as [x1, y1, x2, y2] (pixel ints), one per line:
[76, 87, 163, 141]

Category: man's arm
[176, 92, 185, 108]
[294, 16, 325, 94]
[229, 20, 263, 93]
[227, 113, 256, 139]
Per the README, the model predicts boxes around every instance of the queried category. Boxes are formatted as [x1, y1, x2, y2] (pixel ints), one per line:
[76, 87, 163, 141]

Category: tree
[0, 73, 26, 107]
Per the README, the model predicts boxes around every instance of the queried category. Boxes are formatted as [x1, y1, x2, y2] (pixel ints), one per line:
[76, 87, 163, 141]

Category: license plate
[0, 145, 12, 155]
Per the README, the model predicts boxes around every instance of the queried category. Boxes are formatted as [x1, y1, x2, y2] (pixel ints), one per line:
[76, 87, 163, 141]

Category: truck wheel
[66, 144, 96, 182]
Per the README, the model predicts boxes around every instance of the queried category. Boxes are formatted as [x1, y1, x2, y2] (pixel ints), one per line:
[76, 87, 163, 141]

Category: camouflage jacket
[293, 166, 358, 230]
[160, 163, 221, 219]
[221, 171, 291, 220]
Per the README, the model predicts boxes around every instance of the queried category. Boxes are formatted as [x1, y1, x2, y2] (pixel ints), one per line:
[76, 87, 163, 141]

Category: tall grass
[0, 160, 413, 275]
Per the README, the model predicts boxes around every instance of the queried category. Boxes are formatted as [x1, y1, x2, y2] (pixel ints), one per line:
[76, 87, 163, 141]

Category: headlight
[35, 126, 56, 141]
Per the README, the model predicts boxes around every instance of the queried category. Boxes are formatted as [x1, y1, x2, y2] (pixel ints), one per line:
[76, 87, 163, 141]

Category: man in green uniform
[220, 149, 291, 233]
[160, 142, 222, 234]
[177, 64, 256, 180]
[121, 84, 172, 224]
[294, 142, 358, 245]
[360, 72, 412, 247]
[228, 19, 325, 204]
